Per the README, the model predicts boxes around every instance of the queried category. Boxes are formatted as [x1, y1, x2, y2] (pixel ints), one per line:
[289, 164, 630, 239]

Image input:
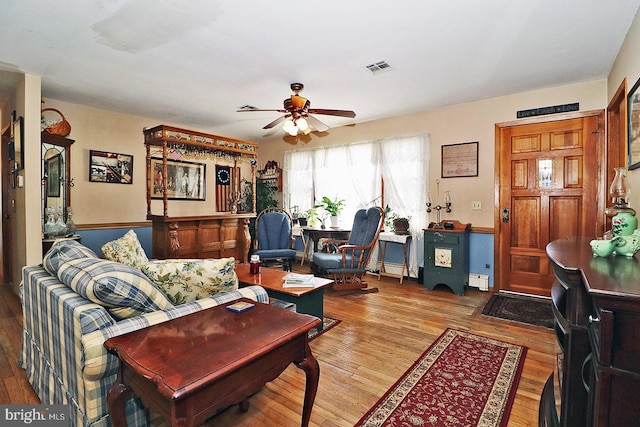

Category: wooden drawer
[425, 232, 459, 245]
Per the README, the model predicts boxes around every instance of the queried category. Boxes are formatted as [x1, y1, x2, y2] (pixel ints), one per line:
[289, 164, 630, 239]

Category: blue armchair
[253, 207, 297, 271]
[311, 206, 384, 294]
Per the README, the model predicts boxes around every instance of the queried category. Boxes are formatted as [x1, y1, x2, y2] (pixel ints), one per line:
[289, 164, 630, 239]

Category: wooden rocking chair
[310, 206, 384, 294]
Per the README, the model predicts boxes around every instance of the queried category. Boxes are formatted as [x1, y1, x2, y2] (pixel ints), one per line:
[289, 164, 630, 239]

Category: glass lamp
[282, 119, 298, 136]
[604, 167, 637, 237]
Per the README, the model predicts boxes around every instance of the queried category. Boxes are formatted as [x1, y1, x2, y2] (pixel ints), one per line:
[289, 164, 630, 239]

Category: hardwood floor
[0, 270, 559, 426]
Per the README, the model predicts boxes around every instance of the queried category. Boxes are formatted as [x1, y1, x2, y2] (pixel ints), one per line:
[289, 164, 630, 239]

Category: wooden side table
[293, 226, 311, 266]
[105, 299, 321, 427]
[235, 264, 333, 330]
[377, 232, 411, 284]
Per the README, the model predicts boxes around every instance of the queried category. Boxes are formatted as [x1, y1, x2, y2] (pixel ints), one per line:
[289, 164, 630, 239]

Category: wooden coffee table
[105, 299, 321, 427]
[235, 263, 333, 330]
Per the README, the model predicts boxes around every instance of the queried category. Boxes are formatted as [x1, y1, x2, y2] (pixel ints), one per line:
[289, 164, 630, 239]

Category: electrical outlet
[472, 201, 482, 210]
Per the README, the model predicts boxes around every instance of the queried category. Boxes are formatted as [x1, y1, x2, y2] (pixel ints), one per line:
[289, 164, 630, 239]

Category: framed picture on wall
[441, 141, 479, 178]
[46, 154, 61, 197]
[89, 150, 133, 184]
[150, 158, 206, 200]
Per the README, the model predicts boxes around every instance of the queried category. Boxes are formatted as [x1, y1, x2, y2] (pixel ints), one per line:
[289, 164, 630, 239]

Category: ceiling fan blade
[306, 115, 329, 132]
[237, 108, 287, 113]
[308, 108, 356, 118]
[263, 115, 289, 129]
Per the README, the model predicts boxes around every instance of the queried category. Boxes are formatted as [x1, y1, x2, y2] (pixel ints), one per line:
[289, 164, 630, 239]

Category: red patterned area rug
[354, 329, 527, 427]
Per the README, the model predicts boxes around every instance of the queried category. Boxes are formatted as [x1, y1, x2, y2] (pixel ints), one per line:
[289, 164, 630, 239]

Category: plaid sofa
[20, 263, 269, 427]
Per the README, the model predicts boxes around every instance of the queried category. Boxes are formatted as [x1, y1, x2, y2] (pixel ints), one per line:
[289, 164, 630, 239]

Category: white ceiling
[0, 0, 638, 142]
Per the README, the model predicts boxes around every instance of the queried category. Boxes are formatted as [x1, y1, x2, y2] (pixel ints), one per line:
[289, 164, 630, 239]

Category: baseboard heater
[468, 274, 489, 291]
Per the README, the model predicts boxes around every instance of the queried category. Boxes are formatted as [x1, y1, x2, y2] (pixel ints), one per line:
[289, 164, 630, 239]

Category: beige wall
[3, 73, 42, 292]
[42, 80, 607, 231]
[609, 8, 640, 211]
[39, 99, 253, 224]
[258, 80, 606, 228]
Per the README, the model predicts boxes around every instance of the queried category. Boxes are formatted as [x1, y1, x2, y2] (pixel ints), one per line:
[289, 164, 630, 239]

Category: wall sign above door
[517, 103, 579, 118]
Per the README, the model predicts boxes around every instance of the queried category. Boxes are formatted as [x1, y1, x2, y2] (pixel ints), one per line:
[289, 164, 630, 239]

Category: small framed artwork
[47, 154, 61, 197]
[441, 141, 479, 178]
[89, 150, 133, 184]
[151, 158, 206, 200]
[628, 77, 640, 170]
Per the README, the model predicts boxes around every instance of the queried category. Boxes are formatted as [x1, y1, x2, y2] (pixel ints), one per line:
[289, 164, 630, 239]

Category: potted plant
[304, 206, 320, 228]
[318, 196, 345, 227]
[292, 207, 309, 227]
[383, 205, 411, 235]
[392, 216, 411, 235]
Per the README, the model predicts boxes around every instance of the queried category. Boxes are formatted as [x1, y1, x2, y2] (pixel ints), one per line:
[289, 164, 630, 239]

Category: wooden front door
[495, 110, 605, 296]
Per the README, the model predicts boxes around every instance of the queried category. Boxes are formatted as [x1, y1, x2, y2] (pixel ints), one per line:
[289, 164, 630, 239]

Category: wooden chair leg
[300, 236, 310, 266]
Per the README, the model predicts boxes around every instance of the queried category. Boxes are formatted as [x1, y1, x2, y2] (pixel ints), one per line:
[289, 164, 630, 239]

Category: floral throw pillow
[101, 230, 149, 269]
[140, 258, 238, 305]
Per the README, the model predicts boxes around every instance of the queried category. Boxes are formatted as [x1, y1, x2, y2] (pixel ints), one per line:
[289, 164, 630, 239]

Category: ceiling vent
[365, 61, 392, 75]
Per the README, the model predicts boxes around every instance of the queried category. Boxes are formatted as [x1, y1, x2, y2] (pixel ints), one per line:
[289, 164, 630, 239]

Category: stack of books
[283, 273, 316, 288]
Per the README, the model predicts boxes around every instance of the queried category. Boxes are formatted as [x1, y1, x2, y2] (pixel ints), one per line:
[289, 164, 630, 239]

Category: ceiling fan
[237, 83, 356, 136]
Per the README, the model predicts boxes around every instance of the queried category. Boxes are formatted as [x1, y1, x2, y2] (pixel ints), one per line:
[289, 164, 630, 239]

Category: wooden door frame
[493, 109, 606, 292]
[605, 79, 628, 233]
[607, 79, 628, 188]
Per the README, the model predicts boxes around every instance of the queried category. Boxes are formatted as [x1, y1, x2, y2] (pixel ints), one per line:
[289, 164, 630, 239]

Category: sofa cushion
[101, 229, 149, 268]
[57, 258, 172, 320]
[140, 258, 238, 305]
[43, 239, 98, 276]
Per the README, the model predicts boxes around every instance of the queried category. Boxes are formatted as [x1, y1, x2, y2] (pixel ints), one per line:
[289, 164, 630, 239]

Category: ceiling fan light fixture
[282, 118, 298, 136]
[297, 117, 309, 132]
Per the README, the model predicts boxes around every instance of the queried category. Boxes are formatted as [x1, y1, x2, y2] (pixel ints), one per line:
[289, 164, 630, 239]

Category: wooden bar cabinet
[143, 125, 258, 262]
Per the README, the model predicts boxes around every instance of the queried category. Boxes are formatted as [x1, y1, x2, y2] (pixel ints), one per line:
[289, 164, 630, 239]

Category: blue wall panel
[78, 227, 494, 288]
[77, 227, 152, 258]
[468, 233, 494, 288]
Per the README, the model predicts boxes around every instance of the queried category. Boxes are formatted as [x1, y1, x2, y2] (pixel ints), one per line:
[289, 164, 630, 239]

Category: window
[284, 134, 429, 276]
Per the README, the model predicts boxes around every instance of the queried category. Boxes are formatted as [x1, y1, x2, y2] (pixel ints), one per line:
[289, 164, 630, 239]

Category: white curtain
[284, 134, 429, 277]
[313, 143, 380, 228]
[379, 135, 430, 277]
[283, 150, 314, 215]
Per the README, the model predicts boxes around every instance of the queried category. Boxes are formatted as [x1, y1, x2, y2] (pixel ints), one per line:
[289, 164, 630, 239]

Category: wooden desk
[235, 264, 333, 330]
[105, 299, 320, 427]
[377, 232, 411, 284]
[302, 227, 350, 255]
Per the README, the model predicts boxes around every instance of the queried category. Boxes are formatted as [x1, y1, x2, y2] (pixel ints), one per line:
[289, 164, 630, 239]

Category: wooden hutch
[542, 237, 640, 426]
[144, 125, 258, 262]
